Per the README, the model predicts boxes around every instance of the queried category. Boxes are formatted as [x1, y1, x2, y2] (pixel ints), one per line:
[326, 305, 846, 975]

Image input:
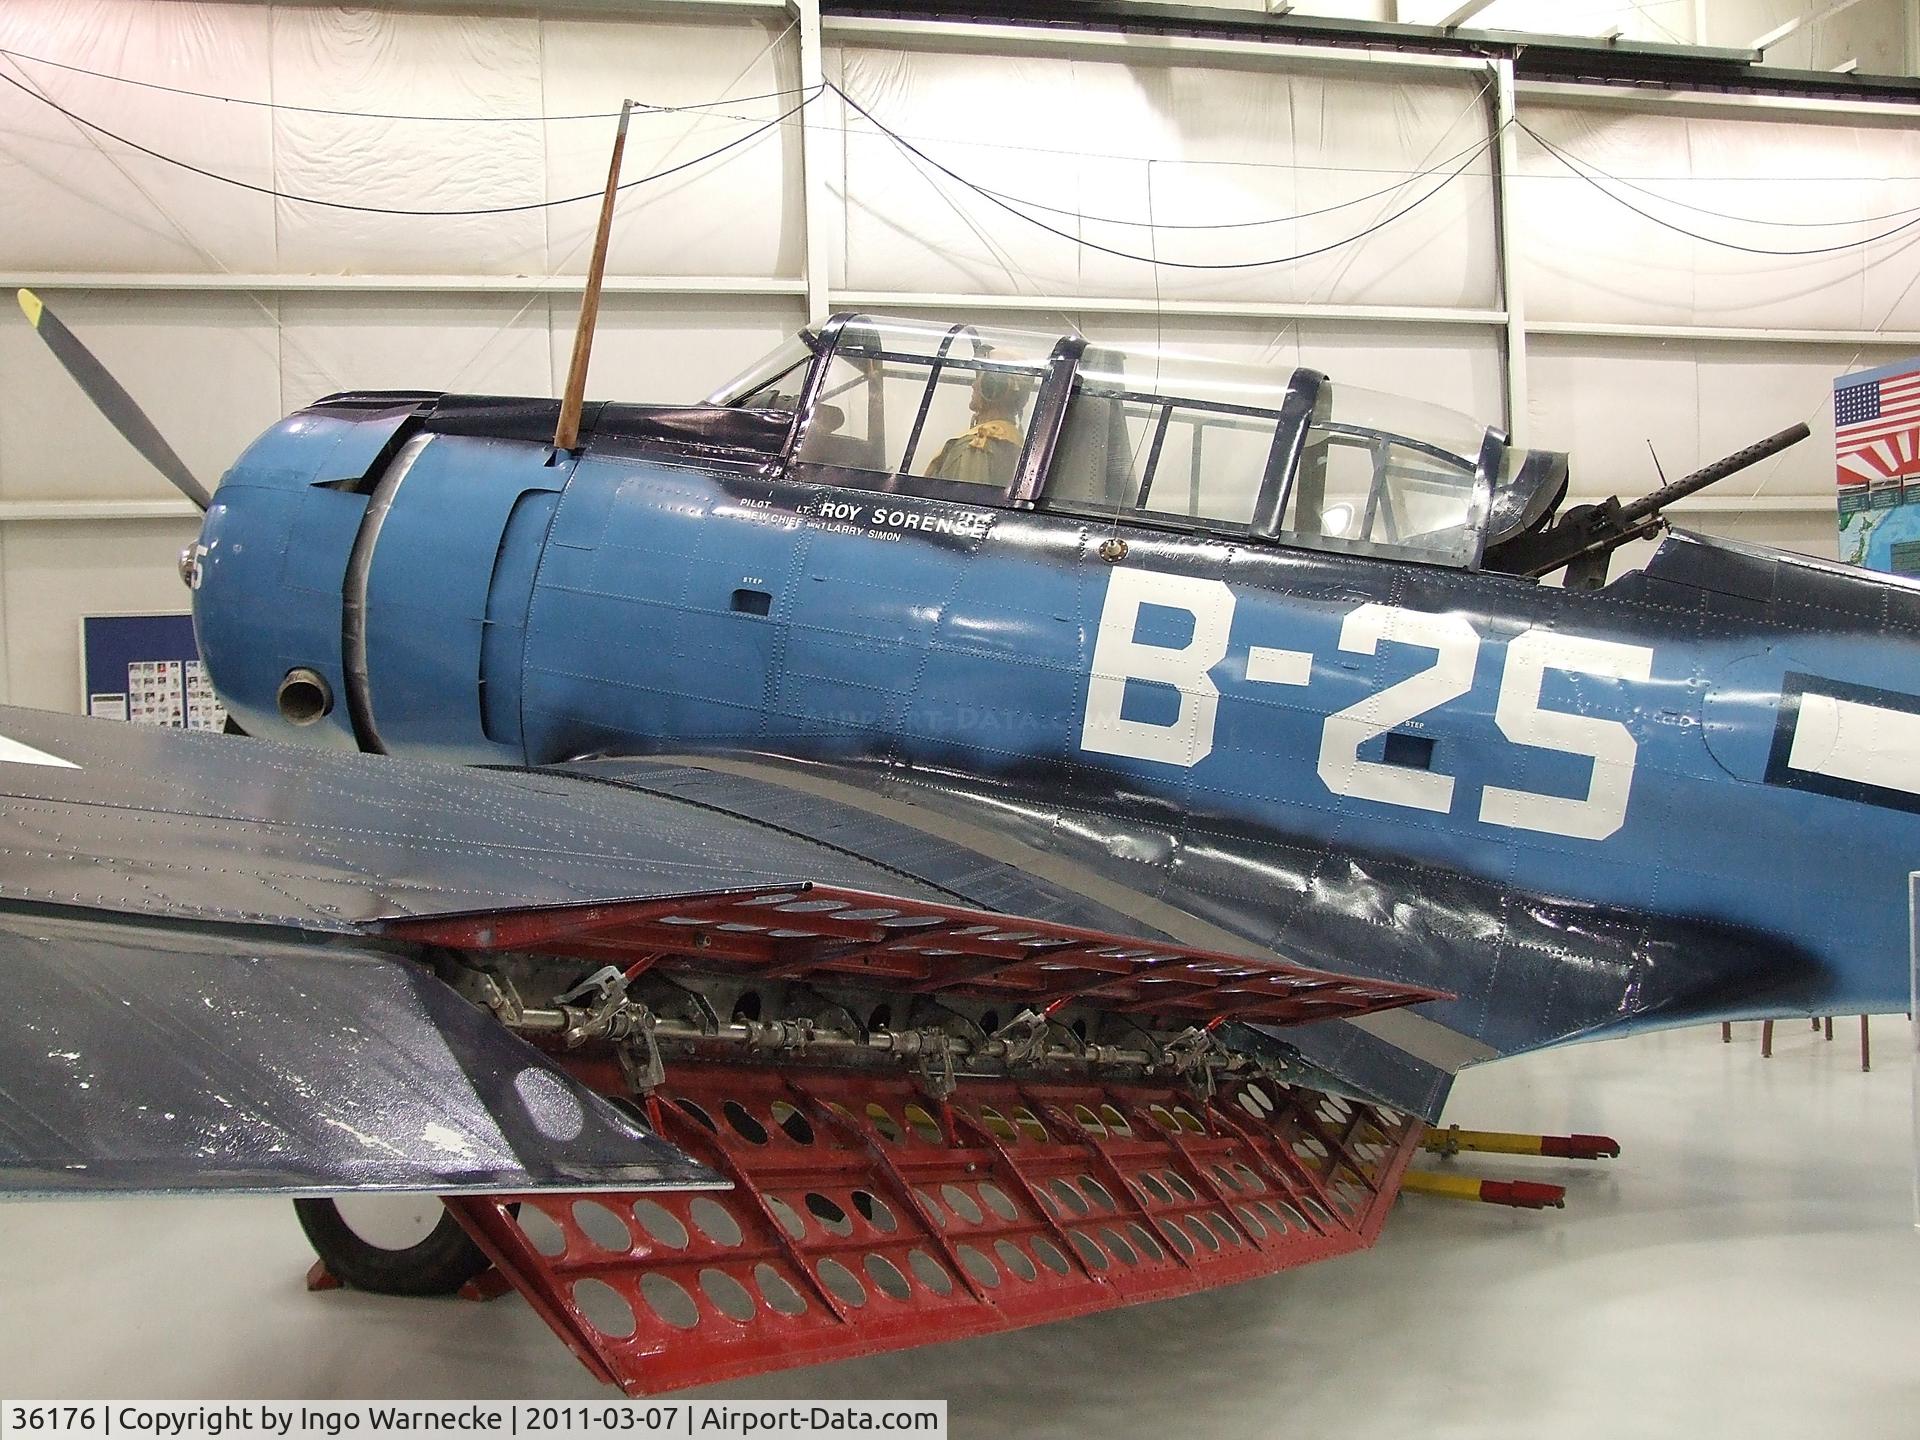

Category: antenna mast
[554, 98, 633, 453]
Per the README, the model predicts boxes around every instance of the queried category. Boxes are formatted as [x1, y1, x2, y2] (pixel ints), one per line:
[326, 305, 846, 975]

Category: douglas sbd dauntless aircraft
[6, 292, 1918, 1394]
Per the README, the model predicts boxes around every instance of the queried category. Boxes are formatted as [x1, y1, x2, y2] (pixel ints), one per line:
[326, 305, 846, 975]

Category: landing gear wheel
[293, 1196, 492, 1296]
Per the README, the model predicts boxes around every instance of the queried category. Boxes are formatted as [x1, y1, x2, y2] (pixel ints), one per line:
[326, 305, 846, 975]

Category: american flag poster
[1836, 358, 1920, 574]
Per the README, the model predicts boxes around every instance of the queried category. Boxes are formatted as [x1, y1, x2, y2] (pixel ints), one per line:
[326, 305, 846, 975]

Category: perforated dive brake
[381, 884, 1441, 1393]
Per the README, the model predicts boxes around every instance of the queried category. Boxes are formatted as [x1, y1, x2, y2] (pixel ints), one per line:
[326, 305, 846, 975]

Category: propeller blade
[17, 288, 212, 511]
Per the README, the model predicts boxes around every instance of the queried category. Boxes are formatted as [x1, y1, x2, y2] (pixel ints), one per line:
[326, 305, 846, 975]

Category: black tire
[293, 1196, 492, 1297]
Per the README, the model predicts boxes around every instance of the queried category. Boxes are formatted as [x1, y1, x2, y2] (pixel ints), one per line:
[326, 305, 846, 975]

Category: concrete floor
[4, 1020, 1918, 1437]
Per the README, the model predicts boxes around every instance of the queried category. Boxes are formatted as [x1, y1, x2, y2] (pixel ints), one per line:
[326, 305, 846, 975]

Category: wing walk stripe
[0, 733, 76, 769]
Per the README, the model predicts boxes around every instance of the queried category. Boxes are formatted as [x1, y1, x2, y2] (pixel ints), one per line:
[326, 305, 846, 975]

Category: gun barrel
[1618, 422, 1811, 526]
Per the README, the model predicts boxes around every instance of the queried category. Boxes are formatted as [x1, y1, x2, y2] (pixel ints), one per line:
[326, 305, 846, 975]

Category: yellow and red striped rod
[1402, 1171, 1566, 1209]
[1420, 1125, 1620, 1160]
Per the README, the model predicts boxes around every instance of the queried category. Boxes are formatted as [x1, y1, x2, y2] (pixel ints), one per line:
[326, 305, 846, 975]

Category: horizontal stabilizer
[0, 909, 720, 1199]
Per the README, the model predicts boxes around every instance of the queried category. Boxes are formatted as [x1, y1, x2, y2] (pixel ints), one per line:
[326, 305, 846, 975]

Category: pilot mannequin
[924, 370, 1028, 486]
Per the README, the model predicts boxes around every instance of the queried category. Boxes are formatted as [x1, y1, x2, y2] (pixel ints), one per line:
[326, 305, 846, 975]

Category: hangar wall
[1, 0, 1917, 710]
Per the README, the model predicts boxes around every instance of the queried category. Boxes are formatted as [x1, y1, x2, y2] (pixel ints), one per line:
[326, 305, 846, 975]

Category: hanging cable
[0, 51, 353, 398]
[16, 39, 1920, 211]
[1532, 136, 1920, 230]
[0, 60, 1488, 262]
[0, 69, 822, 216]
[3, 41, 1516, 177]
[958, 128, 1501, 232]
[0, 44, 816, 123]
[24, 48, 1915, 265]
[1520, 121, 1920, 256]
[832, 83, 1496, 271]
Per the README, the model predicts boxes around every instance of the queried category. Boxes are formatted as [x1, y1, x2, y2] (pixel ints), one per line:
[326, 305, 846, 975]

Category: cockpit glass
[794, 317, 1057, 493]
[1318, 383, 1485, 471]
[707, 332, 817, 409]
[1284, 384, 1487, 566]
[1046, 338, 1494, 567]
[1050, 346, 1294, 529]
[719, 315, 1503, 568]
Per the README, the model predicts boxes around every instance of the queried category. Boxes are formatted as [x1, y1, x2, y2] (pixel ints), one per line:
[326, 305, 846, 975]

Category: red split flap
[382, 884, 1447, 1028]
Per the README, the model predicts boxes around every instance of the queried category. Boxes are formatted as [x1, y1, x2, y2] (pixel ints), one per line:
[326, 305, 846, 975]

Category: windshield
[793, 316, 1058, 489]
[706, 332, 817, 408]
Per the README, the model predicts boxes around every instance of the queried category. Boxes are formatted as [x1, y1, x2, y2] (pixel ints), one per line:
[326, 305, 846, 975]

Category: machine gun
[1484, 422, 1811, 588]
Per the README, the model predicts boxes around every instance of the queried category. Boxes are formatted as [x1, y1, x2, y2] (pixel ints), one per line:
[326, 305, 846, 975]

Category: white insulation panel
[1515, 106, 1920, 333]
[0, 1, 803, 278]
[1528, 334, 1920, 507]
[830, 45, 1498, 309]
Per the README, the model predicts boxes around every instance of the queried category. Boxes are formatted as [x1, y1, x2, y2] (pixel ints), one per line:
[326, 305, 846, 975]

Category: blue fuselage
[192, 396, 1920, 1082]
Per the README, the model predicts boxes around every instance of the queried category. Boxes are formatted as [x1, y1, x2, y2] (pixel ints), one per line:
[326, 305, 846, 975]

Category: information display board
[79, 612, 226, 731]
[1836, 358, 1920, 573]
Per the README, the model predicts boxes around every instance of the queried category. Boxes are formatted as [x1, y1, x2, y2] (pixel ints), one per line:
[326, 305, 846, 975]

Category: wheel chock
[458, 1269, 513, 1303]
[304, 1260, 342, 1293]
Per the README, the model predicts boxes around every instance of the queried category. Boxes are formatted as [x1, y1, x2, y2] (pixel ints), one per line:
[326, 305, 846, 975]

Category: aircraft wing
[0, 705, 1443, 1201]
[0, 702, 963, 1199]
[0, 909, 715, 1197]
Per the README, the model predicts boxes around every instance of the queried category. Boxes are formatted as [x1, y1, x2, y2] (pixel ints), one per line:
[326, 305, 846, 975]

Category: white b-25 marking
[1080, 568, 1653, 842]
